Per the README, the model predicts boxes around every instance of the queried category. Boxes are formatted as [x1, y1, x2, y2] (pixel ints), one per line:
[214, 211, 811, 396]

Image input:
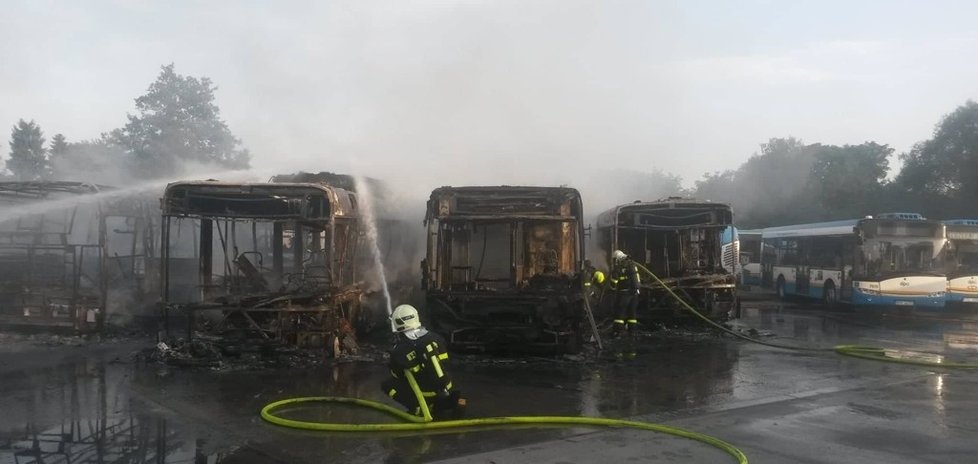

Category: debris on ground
[138, 335, 387, 371]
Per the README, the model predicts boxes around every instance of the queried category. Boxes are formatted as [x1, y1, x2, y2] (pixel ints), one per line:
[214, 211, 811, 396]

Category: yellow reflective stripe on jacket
[430, 355, 445, 378]
[387, 388, 397, 398]
[438, 352, 449, 360]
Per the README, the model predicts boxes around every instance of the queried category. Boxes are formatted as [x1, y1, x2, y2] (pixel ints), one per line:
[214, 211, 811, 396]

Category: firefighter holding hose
[610, 250, 641, 337]
[381, 304, 463, 419]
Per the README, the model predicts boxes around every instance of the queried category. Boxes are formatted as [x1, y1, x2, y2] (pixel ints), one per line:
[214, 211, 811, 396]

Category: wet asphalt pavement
[2, 295, 978, 464]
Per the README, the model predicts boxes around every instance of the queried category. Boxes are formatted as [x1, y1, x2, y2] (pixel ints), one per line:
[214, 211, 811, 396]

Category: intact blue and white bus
[943, 219, 978, 305]
[762, 213, 946, 308]
[735, 229, 763, 287]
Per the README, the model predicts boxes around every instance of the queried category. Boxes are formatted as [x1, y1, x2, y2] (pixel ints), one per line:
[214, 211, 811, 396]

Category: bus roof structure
[943, 219, 978, 226]
[761, 219, 860, 239]
[876, 212, 926, 220]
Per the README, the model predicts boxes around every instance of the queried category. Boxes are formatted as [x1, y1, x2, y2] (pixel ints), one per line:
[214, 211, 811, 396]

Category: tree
[7, 119, 49, 180]
[108, 64, 251, 178]
[49, 139, 128, 185]
[48, 133, 68, 174]
[896, 100, 978, 215]
[693, 137, 818, 227]
[50, 133, 68, 156]
[692, 137, 893, 228]
[694, 170, 736, 205]
[809, 142, 891, 217]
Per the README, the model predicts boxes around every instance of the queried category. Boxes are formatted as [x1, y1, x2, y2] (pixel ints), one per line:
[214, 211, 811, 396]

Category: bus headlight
[929, 291, 946, 298]
[860, 288, 881, 296]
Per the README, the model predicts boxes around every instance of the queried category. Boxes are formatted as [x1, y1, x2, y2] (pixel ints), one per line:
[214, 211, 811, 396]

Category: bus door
[795, 238, 811, 295]
[796, 265, 811, 295]
[841, 239, 856, 300]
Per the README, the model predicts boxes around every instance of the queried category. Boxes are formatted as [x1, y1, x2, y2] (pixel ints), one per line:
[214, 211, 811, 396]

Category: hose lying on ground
[261, 395, 749, 464]
[633, 262, 978, 369]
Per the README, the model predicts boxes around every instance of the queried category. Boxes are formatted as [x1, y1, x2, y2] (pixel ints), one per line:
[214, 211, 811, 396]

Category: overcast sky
[3, 0, 978, 190]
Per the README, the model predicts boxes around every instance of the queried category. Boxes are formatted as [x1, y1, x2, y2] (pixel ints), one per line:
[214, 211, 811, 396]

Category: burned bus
[0, 181, 159, 332]
[160, 181, 362, 353]
[595, 199, 739, 320]
[422, 186, 587, 352]
[270, 171, 426, 324]
[0, 182, 109, 332]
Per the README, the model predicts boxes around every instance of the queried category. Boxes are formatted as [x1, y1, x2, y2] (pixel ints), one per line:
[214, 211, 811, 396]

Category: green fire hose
[262, 370, 749, 462]
[632, 262, 978, 369]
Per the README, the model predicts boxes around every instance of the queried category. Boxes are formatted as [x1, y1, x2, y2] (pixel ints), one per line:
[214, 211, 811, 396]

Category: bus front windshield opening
[862, 238, 944, 275]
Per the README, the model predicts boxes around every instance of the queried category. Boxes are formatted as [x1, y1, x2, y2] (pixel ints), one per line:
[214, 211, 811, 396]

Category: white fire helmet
[612, 250, 627, 262]
[391, 304, 422, 333]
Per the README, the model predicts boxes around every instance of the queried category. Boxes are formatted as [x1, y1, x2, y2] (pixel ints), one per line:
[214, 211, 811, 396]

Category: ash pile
[141, 334, 382, 370]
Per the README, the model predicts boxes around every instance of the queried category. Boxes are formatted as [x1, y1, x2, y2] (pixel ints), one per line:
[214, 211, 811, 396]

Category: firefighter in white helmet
[609, 250, 641, 337]
[381, 304, 461, 418]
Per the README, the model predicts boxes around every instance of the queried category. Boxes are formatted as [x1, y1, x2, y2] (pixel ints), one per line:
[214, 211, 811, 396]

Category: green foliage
[7, 119, 49, 180]
[809, 142, 891, 217]
[694, 138, 892, 228]
[50, 139, 128, 185]
[50, 133, 68, 157]
[108, 64, 250, 178]
[896, 100, 978, 216]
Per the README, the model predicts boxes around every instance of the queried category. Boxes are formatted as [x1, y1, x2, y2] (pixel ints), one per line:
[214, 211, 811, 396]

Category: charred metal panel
[423, 186, 587, 352]
[160, 181, 362, 354]
[596, 198, 738, 321]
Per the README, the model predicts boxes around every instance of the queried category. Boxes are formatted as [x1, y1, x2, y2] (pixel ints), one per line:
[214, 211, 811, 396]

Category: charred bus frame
[595, 199, 738, 320]
[422, 186, 587, 352]
[0, 182, 109, 332]
[160, 181, 362, 350]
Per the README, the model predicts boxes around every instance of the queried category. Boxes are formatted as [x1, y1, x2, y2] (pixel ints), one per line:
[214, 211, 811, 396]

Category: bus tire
[776, 276, 786, 300]
[823, 281, 838, 310]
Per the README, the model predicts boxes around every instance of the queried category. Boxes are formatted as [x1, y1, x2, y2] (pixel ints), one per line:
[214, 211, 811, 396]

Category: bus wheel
[776, 276, 786, 300]
[823, 281, 838, 310]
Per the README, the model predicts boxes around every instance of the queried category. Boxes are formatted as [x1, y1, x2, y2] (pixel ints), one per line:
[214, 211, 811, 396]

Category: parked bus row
[0, 177, 743, 353]
[735, 213, 978, 310]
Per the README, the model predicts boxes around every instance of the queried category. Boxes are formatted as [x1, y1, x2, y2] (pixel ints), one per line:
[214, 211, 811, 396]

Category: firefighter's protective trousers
[610, 260, 641, 329]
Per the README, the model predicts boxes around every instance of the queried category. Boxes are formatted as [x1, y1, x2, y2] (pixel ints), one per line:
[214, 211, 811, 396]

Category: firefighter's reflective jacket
[389, 331, 453, 397]
[610, 259, 641, 292]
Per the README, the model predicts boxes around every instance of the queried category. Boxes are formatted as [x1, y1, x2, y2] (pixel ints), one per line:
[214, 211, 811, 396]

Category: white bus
[762, 213, 946, 308]
[943, 219, 978, 305]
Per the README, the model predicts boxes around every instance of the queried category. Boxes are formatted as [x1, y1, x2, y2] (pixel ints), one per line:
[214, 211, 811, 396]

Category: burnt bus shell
[595, 199, 738, 321]
[0, 181, 148, 334]
[422, 186, 586, 352]
[160, 181, 363, 349]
